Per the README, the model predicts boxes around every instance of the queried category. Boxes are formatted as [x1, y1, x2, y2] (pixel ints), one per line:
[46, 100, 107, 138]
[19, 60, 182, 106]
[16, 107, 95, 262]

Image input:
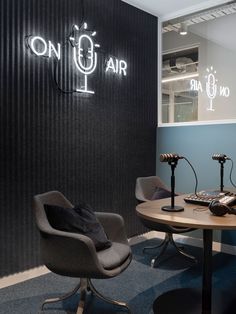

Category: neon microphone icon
[71, 23, 100, 94]
[206, 70, 217, 111]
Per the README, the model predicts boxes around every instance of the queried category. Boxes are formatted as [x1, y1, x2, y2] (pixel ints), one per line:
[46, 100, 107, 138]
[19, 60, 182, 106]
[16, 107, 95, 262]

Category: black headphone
[209, 200, 236, 216]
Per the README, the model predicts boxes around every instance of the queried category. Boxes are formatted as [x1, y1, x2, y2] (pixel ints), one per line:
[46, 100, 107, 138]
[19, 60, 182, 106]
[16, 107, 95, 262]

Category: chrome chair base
[143, 237, 167, 252]
[145, 233, 197, 268]
[88, 278, 131, 313]
[40, 278, 131, 314]
[40, 281, 81, 311]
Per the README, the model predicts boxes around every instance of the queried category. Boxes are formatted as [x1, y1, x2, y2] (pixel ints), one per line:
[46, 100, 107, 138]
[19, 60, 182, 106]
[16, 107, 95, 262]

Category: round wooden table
[136, 194, 236, 314]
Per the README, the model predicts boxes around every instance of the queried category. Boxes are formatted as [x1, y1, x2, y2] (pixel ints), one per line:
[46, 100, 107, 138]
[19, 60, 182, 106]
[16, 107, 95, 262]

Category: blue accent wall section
[157, 123, 236, 245]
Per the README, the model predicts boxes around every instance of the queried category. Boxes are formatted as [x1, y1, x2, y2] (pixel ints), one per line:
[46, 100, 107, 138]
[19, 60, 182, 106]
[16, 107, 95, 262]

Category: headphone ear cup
[209, 199, 218, 210]
[228, 207, 236, 215]
[209, 200, 230, 216]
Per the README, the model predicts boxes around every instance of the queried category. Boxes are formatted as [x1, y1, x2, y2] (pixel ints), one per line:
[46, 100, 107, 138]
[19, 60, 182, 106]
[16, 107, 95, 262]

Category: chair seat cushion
[44, 203, 112, 251]
[97, 242, 131, 270]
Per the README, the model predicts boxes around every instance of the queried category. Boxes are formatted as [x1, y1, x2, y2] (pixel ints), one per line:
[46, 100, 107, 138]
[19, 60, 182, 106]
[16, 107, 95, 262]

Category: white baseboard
[0, 266, 50, 289]
[1, 232, 236, 289]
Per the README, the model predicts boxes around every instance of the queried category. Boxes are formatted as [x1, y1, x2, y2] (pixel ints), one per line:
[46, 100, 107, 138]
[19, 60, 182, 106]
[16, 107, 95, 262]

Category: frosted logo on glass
[190, 66, 230, 111]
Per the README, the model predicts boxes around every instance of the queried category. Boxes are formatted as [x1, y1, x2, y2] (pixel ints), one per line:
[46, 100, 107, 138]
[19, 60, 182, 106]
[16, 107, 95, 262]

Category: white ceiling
[122, 0, 231, 19]
[122, 0, 236, 52]
[190, 13, 236, 52]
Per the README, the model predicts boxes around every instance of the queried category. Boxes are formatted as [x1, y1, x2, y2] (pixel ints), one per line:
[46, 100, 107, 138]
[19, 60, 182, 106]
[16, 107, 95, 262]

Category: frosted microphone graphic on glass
[206, 67, 217, 111]
[71, 23, 100, 94]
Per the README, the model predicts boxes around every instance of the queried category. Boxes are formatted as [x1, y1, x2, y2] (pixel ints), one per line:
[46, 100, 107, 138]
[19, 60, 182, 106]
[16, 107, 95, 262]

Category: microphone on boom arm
[159, 153, 184, 212]
[212, 153, 231, 193]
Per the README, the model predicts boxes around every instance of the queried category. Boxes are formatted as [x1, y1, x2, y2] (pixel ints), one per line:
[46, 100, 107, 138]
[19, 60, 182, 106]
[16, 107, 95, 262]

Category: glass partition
[160, 2, 236, 126]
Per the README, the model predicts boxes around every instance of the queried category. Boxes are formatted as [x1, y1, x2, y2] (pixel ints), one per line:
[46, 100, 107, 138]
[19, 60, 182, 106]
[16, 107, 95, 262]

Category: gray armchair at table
[33, 190, 132, 314]
[135, 176, 196, 267]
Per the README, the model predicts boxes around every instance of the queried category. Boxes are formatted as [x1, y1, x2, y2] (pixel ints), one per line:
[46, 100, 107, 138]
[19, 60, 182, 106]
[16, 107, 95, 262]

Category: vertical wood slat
[0, 0, 157, 276]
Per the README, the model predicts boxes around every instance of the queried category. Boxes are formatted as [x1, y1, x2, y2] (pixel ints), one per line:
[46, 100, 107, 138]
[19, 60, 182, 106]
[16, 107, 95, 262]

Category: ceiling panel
[122, 0, 232, 18]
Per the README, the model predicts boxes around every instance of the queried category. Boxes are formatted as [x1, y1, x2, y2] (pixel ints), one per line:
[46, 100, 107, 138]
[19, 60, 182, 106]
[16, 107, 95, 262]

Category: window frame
[157, 1, 236, 127]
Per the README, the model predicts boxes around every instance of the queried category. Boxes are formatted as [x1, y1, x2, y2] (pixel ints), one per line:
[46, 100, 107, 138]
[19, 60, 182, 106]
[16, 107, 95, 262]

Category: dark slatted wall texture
[0, 0, 157, 276]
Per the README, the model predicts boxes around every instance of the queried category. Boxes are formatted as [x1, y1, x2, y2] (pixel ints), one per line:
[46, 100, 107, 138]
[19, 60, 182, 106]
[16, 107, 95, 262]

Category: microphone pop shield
[160, 153, 183, 162]
[212, 154, 230, 161]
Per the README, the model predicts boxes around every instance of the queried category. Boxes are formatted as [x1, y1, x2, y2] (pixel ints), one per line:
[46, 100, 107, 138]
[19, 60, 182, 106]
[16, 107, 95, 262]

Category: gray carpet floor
[1, 239, 236, 314]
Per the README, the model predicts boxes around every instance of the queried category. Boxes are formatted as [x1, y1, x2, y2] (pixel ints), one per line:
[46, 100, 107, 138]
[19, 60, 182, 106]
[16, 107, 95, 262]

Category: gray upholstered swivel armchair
[135, 176, 196, 267]
[33, 191, 132, 314]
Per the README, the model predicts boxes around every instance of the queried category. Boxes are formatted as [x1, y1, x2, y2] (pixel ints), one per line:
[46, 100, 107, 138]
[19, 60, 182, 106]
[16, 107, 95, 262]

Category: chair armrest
[95, 212, 129, 245]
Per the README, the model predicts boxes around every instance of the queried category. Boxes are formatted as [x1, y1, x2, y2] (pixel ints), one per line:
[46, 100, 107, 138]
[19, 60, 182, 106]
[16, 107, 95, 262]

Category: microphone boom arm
[170, 160, 177, 208]
[161, 159, 184, 212]
[219, 159, 225, 192]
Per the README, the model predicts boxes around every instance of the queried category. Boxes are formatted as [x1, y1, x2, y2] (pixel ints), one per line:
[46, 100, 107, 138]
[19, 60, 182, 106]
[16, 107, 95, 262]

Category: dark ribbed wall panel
[0, 0, 157, 276]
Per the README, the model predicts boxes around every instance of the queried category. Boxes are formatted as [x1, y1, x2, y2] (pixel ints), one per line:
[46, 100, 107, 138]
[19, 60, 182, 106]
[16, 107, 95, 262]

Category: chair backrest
[33, 191, 101, 277]
[33, 190, 73, 234]
[135, 176, 169, 202]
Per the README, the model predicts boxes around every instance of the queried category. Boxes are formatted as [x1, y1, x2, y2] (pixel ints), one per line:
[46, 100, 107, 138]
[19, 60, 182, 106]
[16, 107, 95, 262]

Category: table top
[136, 194, 236, 230]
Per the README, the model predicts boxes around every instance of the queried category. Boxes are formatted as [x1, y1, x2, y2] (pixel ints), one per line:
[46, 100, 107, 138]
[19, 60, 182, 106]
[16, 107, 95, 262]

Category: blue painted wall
[157, 123, 236, 245]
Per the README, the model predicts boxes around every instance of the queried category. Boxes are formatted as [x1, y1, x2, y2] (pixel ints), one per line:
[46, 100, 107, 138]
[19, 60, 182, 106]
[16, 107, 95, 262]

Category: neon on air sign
[190, 66, 230, 111]
[27, 23, 127, 94]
